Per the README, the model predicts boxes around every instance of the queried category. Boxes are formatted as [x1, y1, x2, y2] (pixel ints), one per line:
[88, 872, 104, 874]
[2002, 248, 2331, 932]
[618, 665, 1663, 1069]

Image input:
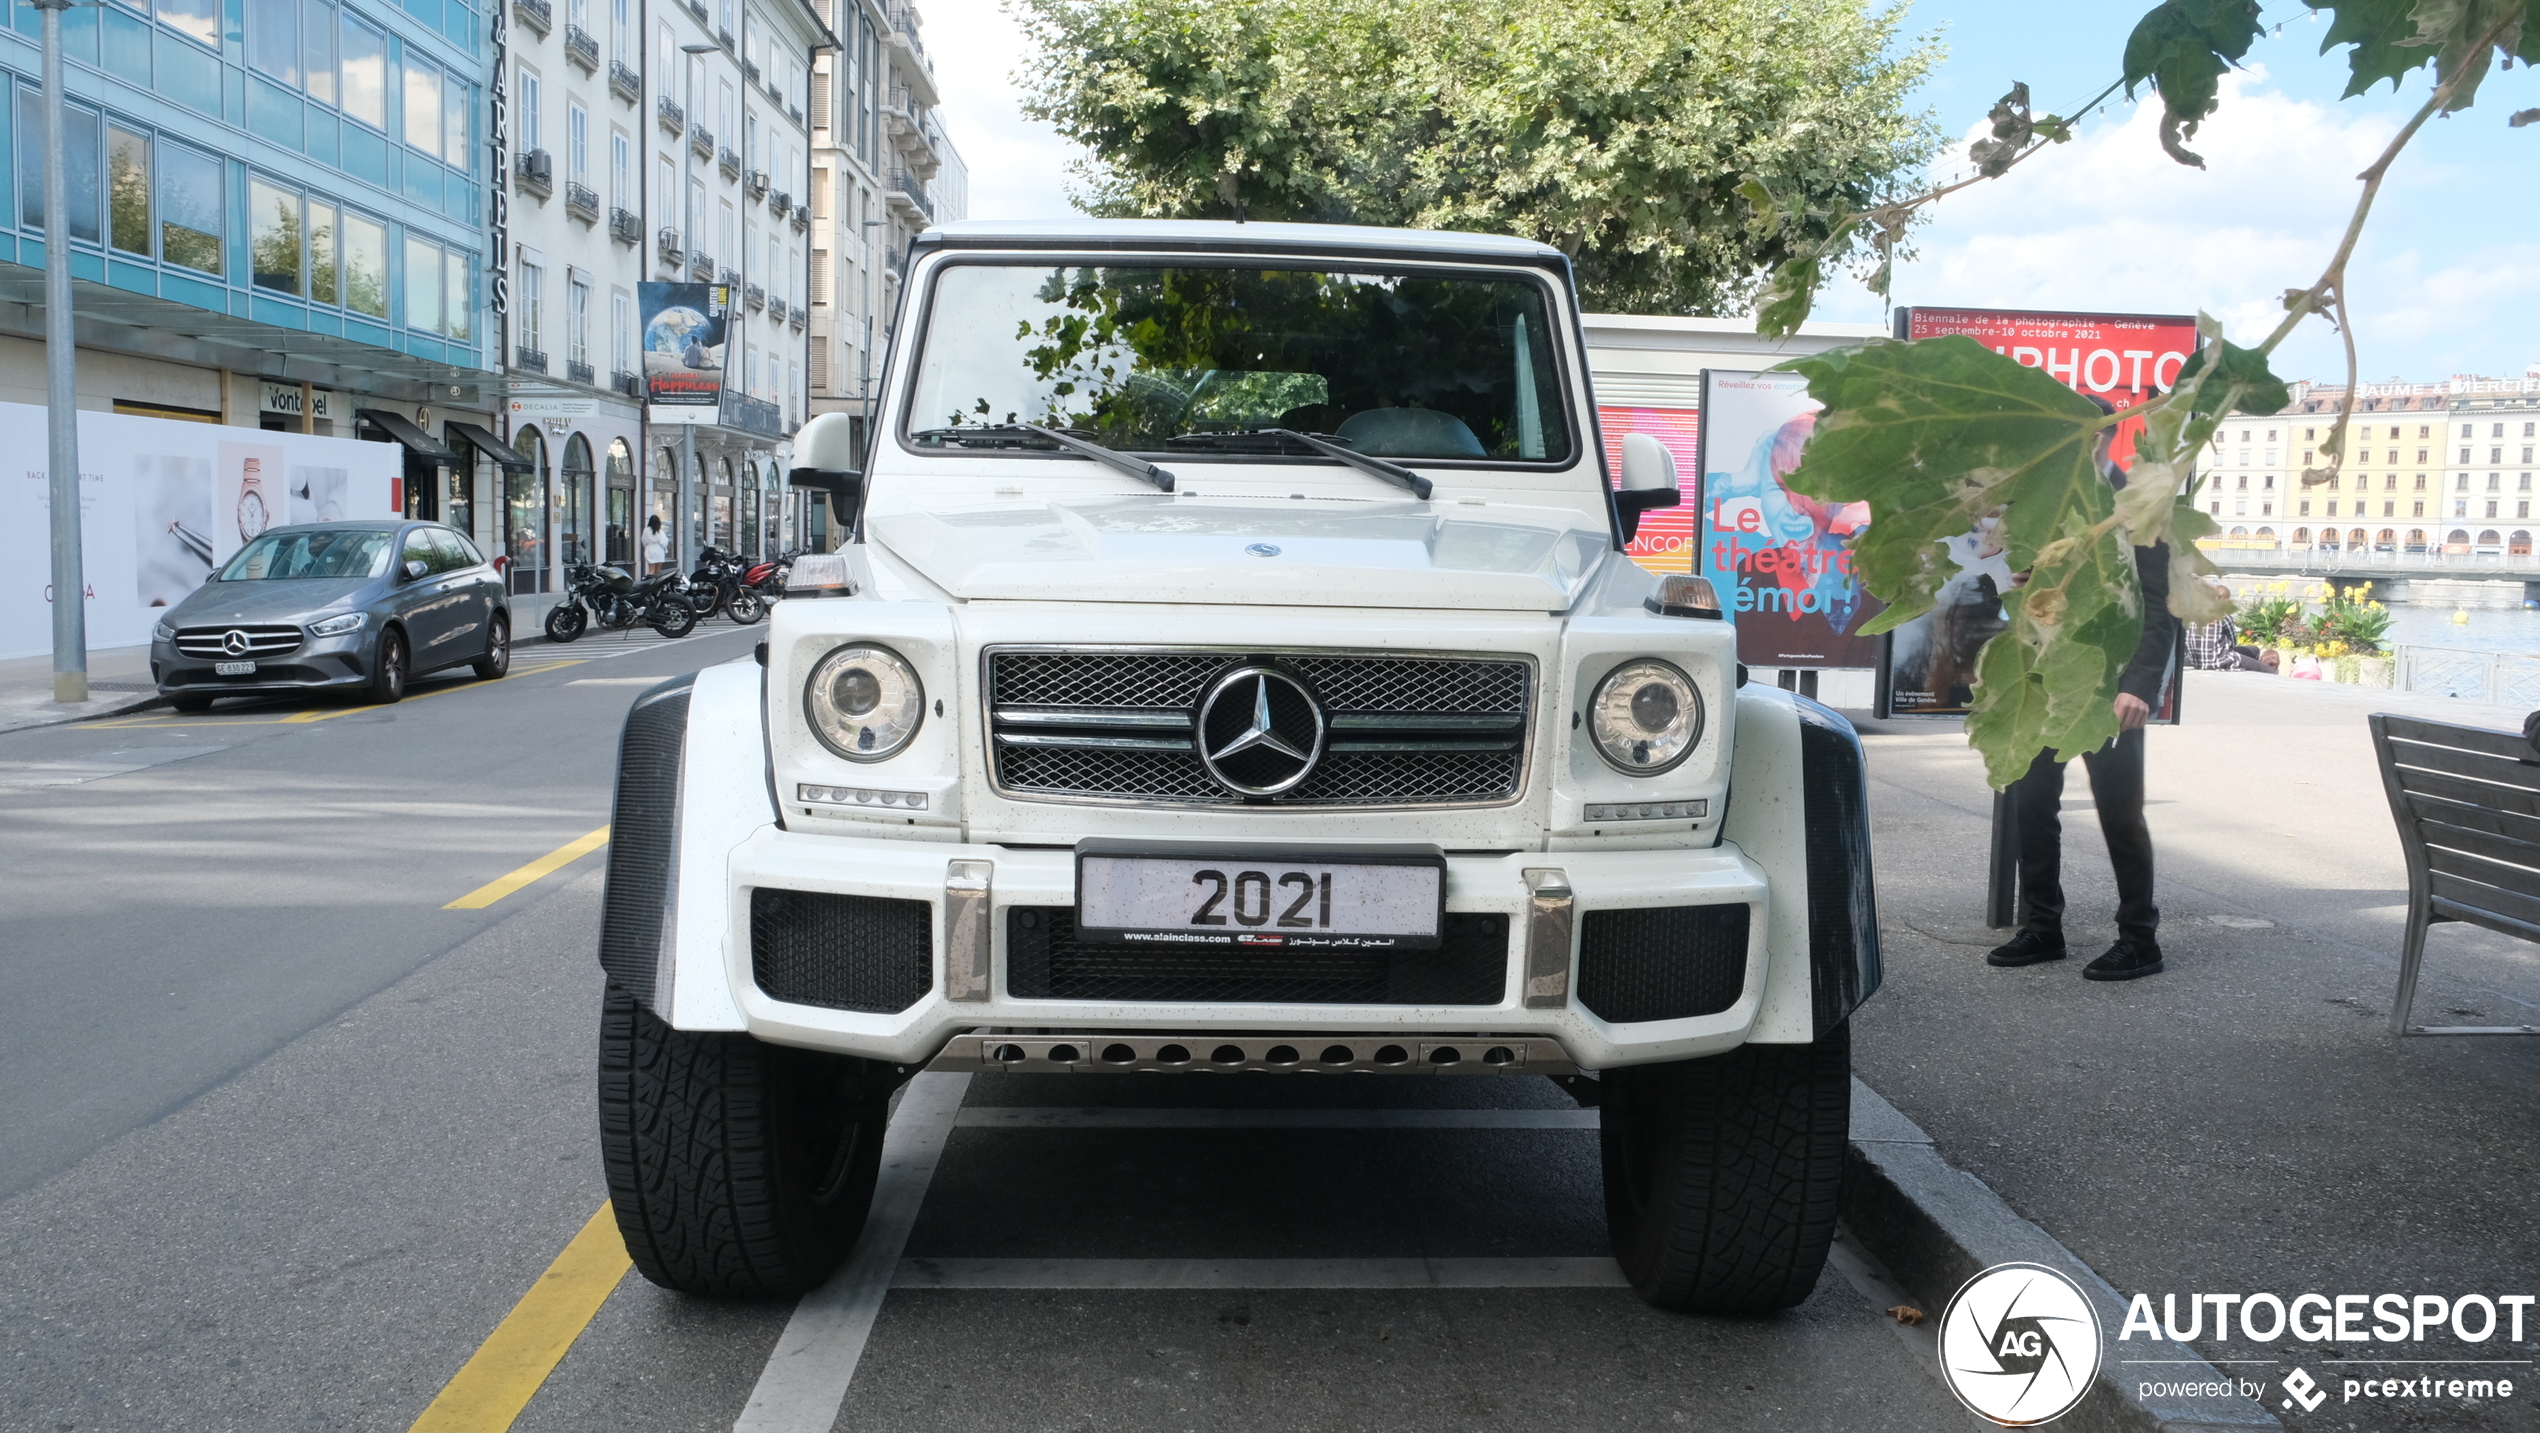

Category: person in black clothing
[1987, 404, 2180, 981]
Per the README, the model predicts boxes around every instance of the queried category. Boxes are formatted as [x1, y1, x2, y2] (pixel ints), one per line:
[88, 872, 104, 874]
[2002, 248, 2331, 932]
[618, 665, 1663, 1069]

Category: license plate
[1075, 844, 1446, 950]
[214, 661, 256, 676]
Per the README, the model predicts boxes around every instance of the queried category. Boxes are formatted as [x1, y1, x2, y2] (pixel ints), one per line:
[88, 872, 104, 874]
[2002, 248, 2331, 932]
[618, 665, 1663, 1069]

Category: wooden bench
[2369, 713, 2540, 1036]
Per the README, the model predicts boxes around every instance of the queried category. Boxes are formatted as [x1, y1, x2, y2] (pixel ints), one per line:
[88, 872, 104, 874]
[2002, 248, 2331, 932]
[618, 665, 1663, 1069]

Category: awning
[354, 409, 460, 464]
[444, 421, 534, 472]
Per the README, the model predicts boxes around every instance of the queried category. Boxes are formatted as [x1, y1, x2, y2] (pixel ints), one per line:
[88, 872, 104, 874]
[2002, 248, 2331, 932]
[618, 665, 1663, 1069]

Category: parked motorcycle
[543, 562, 700, 642]
[678, 546, 747, 621]
[726, 547, 802, 625]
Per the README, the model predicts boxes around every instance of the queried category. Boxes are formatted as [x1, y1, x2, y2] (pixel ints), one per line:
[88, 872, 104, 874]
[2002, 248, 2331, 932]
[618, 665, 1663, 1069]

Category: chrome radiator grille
[174, 624, 305, 658]
[986, 649, 1531, 808]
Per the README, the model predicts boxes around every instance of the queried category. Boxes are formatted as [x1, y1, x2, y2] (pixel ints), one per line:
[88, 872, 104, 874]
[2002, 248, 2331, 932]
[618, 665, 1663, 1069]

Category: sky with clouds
[916, 0, 2540, 386]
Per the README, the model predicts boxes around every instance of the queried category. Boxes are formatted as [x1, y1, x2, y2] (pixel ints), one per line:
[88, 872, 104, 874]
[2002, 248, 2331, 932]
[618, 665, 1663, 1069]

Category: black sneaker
[2083, 937, 2165, 981]
[1986, 929, 2067, 967]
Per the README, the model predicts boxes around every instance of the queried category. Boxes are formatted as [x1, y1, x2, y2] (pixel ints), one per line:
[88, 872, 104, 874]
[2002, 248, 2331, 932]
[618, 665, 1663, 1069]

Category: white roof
[916, 218, 1565, 261]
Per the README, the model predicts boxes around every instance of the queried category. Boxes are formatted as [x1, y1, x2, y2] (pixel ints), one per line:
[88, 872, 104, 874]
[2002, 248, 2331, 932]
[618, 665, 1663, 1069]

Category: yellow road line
[444, 825, 612, 909]
[407, 1203, 631, 1433]
[88, 660, 591, 729]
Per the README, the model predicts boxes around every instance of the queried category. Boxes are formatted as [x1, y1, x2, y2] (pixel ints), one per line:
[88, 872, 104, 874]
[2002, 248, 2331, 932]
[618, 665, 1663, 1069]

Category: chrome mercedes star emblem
[221, 629, 250, 656]
[1195, 665, 1326, 797]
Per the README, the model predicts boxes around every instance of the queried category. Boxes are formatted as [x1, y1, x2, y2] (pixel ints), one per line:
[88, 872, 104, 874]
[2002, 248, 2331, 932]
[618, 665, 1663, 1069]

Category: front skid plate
[929, 1030, 1577, 1076]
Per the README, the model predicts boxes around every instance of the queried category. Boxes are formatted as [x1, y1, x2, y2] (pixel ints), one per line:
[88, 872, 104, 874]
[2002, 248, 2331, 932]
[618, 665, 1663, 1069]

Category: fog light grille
[750, 888, 933, 1013]
[1576, 905, 1748, 1024]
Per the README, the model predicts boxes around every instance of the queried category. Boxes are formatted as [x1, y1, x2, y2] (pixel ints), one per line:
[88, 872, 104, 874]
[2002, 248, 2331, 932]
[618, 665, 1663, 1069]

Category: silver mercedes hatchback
[150, 521, 512, 711]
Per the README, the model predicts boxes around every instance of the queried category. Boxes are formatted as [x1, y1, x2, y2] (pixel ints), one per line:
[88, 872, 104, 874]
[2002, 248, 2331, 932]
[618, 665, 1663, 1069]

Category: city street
[0, 625, 1981, 1433]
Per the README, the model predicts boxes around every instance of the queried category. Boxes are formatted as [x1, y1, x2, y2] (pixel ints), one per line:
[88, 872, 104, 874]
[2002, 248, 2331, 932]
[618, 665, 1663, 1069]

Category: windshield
[905, 263, 1573, 463]
[216, 528, 396, 581]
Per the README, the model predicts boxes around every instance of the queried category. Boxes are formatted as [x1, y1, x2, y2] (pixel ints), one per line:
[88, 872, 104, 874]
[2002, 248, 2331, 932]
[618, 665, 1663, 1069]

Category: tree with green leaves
[1012, 0, 1943, 314]
[1761, 0, 2531, 784]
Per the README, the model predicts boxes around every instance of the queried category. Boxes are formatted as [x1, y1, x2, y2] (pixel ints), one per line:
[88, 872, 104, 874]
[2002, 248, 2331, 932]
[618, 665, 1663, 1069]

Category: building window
[2497, 423, 2508, 439]
[340, 12, 387, 129]
[249, 178, 302, 293]
[16, 91, 99, 243]
[107, 124, 149, 256]
[406, 235, 444, 334]
[2490, 473, 2504, 491]
[613, 290, 632, 375]
[520, 65, 543, 154]
[518, 260, 543, 350]
[2236, 474, 2248, 490]
[157, 140, 222, 273]
[2299, 499, 2311, 516]
[2458, 473, 2471, 490]
[343, 211, 387, 316]
[157, 0, 221, 50]
[570, 277, 591, 366]
[2325, 500, 2337, 517]
[612, 130, 631, 208]
[569, 101, 590, 179]
[2413, 499, 2425, 517]
[308, 202, 338, 304]
[2414, 474, 2427, 490]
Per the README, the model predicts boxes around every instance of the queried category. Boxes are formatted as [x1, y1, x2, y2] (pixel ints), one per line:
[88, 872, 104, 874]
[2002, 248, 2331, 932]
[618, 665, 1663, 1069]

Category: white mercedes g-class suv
[595, 219, 1879, 1314]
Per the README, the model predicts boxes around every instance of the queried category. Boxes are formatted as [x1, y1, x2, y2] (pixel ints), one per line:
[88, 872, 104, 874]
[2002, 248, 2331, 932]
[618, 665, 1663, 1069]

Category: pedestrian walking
[1988, 402, 2180, 981]
[642, 514, 668, 576]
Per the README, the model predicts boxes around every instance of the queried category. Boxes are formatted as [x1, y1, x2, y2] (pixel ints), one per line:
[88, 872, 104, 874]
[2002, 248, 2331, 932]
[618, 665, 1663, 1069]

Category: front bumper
[717, 828, 1773, 1071]
[153, 632, 374, 696]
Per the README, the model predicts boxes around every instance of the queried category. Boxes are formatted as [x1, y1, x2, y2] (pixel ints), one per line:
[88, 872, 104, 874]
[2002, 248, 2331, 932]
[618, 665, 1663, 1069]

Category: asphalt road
[0, 623, 1984, 1433]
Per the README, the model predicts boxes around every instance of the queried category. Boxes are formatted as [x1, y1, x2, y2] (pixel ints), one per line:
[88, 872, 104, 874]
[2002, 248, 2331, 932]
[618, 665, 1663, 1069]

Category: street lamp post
[35, 0, 85, 704]
[679, 38, 717, 566]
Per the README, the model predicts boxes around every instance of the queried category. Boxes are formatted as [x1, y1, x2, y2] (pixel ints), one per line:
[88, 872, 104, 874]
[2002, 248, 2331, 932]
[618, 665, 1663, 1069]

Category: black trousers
[2008, 728, 2158, 941]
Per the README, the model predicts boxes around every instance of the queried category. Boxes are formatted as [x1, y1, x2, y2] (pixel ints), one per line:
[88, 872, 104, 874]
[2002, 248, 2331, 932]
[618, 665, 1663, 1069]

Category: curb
[1843, 1079, 2284, 1433]
[0, 689, 168, 736]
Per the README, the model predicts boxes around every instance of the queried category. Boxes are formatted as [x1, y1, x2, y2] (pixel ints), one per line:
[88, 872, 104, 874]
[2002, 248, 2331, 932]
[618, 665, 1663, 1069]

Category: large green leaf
[1780, 338, 2149, 784]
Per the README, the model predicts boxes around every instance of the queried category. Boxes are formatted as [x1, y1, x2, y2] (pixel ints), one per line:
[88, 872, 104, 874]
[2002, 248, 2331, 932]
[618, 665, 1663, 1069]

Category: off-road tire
[649, 601, 698, 639]
[1599, 1021, 1850, 1312]
[544, 602, 587, 643]
[168, 692, 215, 713]
[365, 627, 408, 704]
[472, 613, 511, 680]
[597, 985, 892, 1297]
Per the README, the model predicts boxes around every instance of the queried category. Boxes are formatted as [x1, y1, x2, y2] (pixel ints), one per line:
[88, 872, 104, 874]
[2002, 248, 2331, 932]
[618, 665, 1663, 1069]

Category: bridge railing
[2397, 645, 2540, 705]
[2197, 544, 2540, 577]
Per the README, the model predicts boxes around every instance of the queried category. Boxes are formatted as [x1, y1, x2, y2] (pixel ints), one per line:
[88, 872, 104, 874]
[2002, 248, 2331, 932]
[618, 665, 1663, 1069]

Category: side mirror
[402, 558, 430, 581]
[789, 467, 864, 531]
[1614, 433, 1683, 543]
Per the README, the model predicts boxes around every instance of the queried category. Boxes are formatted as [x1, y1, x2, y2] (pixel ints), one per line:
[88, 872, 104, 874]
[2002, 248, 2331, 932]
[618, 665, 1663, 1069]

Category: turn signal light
[1645, 575, 1722, 619]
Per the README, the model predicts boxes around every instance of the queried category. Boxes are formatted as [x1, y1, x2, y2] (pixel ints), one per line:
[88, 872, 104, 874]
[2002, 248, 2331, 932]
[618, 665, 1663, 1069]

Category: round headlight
[805, 644, 925, 762]
[1588, 659, 1703, 775]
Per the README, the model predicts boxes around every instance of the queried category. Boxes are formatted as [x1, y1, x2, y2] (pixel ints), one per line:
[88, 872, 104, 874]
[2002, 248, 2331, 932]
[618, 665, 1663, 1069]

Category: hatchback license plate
[214, 661, 256, 676]
[1075, 846, 1445, 950]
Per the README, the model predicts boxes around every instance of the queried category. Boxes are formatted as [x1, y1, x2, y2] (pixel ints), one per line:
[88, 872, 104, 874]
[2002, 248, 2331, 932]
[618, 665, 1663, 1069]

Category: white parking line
[731, 1072, 969, 1433]
[954, 1106, 1599, 1130]
[892, 1256, 1630, 1289]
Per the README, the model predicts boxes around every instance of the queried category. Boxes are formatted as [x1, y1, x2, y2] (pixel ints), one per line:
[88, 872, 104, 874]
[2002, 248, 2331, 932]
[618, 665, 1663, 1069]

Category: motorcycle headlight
[804, 643, 925, 762]
[152, 618, 175, 641]
[1588, 659, 1703, 775]
[309, 611, 368, 637]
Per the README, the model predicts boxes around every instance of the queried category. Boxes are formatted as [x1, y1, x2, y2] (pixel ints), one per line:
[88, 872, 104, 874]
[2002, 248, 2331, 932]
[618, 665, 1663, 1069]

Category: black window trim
[889, 250, 1588, 474]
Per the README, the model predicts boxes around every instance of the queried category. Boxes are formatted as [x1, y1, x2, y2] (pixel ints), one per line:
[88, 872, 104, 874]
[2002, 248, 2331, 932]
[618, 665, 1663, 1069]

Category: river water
[2373, 604, 2540, 658]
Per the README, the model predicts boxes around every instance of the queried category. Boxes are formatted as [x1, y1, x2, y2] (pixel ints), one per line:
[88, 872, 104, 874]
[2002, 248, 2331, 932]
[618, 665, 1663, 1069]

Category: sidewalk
[1847, 670, 2540, 1430]
[0, 645, 164, 735]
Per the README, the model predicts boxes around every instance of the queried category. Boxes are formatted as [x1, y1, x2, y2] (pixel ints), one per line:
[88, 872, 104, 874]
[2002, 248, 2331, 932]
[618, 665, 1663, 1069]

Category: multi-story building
[802, 0, 962, 546]
[0, 0, 503, 538]
[641, 0, 821, 566]
[495, 0, 648, 599]
[2440, 372, 2540, 552]
[2274, 380, 2452, 552]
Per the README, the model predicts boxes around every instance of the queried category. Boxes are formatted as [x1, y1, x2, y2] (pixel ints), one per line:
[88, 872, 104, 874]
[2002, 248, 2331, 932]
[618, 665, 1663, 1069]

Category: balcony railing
[788, 102, 802, 127]
[611, 208, 644, 244]
[789, 206, 807, 232]
[689, 250, 716, 280]
[716, 25, 733, 50]
[742, 57, 759, 85]
[657, 226, 684, 263]
[684, 0, 704, 19]
[747, 168, 769, 197]
[889, 167, 933, 220]
[787, 301, 805, 330]
[722, 391, 781, 437]
[718, 267, 739, 289]
[689, 122, 714, 159]
[767, 188, 789, 215]
[566, 358, 596, 385]
[514, 345, 549, 373]
[745, 283, 765, 311]
[515, 150, 554, 198]
[610, 60, 641, 103]
[564, 24, 599, 69]
[564, 181, 600, 220]
[656, 94, 684, 133]
[612, 370, 640, 398]
[513, 0, 550, 34]
[718, 146, 741, 178]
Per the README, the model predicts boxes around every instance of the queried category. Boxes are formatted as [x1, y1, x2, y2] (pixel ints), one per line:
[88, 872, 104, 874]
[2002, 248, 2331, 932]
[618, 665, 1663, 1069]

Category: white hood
[867, 498, 1612, 611]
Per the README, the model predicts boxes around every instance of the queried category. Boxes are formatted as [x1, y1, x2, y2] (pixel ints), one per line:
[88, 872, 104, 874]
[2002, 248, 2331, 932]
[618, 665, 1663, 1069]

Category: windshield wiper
[1257, 429, 1432, 500]
[910, 423, 1175, 493]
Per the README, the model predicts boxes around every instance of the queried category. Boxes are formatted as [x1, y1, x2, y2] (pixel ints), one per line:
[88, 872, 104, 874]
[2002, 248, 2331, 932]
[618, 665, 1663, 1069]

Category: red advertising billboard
[1882, 307, 2198, 718]
[1599, 405, 1701, 575]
